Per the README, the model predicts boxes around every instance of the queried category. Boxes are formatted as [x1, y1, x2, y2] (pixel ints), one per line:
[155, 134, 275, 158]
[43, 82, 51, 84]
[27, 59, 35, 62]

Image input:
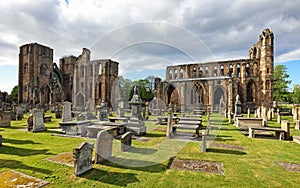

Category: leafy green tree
[8, 85, 18, 103]
[129, 79, 154, 102]
[273, 64, 291, 102]
[291, 84, 300, 104]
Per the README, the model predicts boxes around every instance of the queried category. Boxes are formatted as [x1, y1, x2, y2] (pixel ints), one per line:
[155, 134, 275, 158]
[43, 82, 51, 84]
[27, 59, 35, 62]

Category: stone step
[293, 136, 300, 145]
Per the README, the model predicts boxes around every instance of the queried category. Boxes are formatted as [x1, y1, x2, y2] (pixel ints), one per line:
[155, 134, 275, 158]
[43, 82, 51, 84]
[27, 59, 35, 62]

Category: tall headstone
[121, 132, 132, 151]
[73, 142, 94, 176]
[32, 109, 47, 132]
[127, 85, 147, 136]
[166, 104, 173, 138]
[234, 95, 242, 118]
[62, 101, 72, 122]
[267, 108, 272, 121]
[95, 130, 113, 164]
[277, 108, 281, 124]
[98, 110, 108, 121]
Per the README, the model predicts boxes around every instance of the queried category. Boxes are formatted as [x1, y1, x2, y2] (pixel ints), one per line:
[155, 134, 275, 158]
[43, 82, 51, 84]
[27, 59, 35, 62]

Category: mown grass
[0, 112, 300, 187]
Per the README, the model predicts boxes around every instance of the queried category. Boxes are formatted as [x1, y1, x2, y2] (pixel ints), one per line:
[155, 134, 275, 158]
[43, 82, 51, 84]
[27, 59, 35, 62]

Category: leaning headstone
[0, 135, 2, 146]
[32, 109, 47, 132]
[73, 142, 94, 176]
[201, 130, 207, 152]
[121, 132, 132, 151]
[62, 101, 72, 122]
[295, 120, 300, 130]
[95, 130, 113, 164]
[281, 120, 290, 140]
[0, 111, 11, 127]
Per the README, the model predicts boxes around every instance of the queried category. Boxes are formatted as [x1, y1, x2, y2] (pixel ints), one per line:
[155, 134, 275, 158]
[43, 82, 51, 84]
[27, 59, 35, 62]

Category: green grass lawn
[1, 112, 300, 187]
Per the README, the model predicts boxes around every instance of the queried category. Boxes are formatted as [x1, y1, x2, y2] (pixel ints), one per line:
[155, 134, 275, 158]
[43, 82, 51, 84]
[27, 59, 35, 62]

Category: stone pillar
[166, 105, 173, 138]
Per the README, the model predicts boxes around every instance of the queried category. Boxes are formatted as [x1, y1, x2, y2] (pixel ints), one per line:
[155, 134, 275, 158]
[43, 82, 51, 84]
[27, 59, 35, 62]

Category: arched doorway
[213, 87, 225, 111]
[166, 84, 180, 111]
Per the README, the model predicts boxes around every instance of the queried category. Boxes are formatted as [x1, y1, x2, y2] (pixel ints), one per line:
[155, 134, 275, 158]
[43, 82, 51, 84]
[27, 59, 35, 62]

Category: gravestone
[247, 108, 250, 118]
[121, 132, 132, 151]
[32, 109, 47, 132]
[16, 106, 23, 120]
[62, 101, 72, 122]
[267, 108, 272, 121]
[55, 105, 62, 118]
[277, 109, 281, 124]
[127, 85, 147, 135]
[73, 142, 94, 176]
[166, 105, 173, 138]
[281, 120, 290, 140]
[27, 114, 33, 131]
[234, 95, 242, 118]
[295, 120, 300, 130]
[50, 104, 55, 113]
[0, 135, 2, 146]
[95, 130, 113, 164]
[85, 102, 93, 120]
[98, 110, 108, 121]
[117, 101, 125, 117]
[0, 111, 11, 127]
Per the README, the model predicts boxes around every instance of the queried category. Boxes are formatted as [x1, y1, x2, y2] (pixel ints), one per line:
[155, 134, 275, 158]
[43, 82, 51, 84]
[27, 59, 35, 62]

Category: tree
[6, 85, 18, 103]
[129, 79, 154, 102]
[291, 84, 300, 104]
[273, 64, 291, 102]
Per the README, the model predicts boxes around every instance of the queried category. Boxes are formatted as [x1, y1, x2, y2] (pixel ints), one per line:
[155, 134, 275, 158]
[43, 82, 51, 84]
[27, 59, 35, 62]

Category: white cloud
[276, 48, 300, 63]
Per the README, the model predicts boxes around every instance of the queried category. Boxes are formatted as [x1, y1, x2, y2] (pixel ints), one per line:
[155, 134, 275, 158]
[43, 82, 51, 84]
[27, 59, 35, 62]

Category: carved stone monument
[126, 85, 147, 136]
[73, 142, 94, 176]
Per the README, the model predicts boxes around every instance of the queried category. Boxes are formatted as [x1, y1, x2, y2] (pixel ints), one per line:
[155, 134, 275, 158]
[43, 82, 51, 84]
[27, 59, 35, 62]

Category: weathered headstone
[16, 106, 23, 120]
[95, 130, 113, 164]
[27, 114, 33, 131]
[32, 109, 47, 132]
[281, 120, 290, 140]
[166, 105, 173, 138]
[62, 101, 72, 122]
[121, 132, 132, 151]
[262, 116, 268, 127]
[267, 108, 272, 121]
[85, 102, 93, 120]
[0, 111, 11, 127]
[98, 110, 108, 121]
[295, 120, 300, 130]
[73, 142, 94, 176]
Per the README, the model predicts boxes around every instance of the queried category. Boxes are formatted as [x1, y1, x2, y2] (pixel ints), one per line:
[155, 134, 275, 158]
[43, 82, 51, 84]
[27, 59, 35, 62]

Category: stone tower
[18, 43, 53, 105]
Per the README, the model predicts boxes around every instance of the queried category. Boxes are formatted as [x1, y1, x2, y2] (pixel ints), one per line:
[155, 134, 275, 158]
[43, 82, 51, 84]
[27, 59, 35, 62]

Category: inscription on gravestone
[73, 142, 94, 176]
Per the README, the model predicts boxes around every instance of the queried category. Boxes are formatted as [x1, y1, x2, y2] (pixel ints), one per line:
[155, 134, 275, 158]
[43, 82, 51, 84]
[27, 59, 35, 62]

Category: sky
[0, 0, 300, 93]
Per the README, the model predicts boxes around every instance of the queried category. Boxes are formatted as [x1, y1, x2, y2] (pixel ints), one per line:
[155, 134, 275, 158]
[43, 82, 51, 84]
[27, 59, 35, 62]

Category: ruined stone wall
[157, 29, 274, 112]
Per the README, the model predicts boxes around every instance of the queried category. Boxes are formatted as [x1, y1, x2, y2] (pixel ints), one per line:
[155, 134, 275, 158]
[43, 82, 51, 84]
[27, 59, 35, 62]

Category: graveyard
[1, 103, 300, 187]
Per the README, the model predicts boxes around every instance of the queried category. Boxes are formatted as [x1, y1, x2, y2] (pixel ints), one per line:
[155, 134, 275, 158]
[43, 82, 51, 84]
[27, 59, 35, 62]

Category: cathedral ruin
[154, 29, 274, 113]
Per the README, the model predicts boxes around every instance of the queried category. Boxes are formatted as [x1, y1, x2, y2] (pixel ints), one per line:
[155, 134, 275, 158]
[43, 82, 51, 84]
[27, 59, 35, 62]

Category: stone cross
[95, 130, 113, 164]
[73, 142, 94, 176]
[121, 132, 132, 152]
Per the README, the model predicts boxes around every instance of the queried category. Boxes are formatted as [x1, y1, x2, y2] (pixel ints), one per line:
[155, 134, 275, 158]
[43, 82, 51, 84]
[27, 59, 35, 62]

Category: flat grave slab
[45, 152, 74, 167]
[170, 159, 224, 175]
[277, 162, 300, 172]
[0, 170, 49, 187]
[209, 143, 245, 151]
